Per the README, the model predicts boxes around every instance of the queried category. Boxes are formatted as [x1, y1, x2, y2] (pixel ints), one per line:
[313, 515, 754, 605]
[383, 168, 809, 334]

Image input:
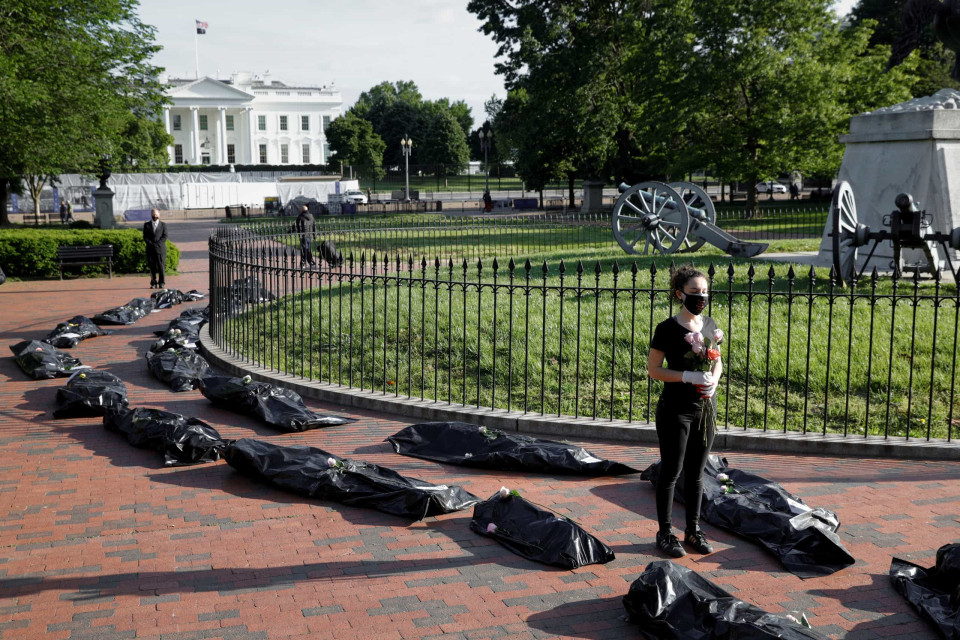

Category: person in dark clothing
[482, 190, 493, 212]
[647, 265, 723, 558]
[142, 208, 168, 289]
[59, 201, 67, 224]
[295, 205, 316, 267]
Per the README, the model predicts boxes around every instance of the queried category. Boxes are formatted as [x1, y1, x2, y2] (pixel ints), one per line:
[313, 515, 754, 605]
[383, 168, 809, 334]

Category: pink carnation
[684, 332, 703, 346]
[713, 329, 725, 344]
[486, 523, 498, 534]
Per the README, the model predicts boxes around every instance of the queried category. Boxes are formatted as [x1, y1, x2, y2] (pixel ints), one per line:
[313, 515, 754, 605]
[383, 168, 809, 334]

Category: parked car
[756, 181, 788, 194]
[343, 189, 368, 204]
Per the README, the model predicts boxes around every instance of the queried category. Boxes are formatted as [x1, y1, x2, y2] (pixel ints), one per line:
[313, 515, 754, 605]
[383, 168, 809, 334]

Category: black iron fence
[208, 219, 960, 442]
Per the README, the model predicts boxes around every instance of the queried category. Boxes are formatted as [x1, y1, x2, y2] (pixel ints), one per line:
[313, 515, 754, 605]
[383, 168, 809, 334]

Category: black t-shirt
[650, 315, 719, 408]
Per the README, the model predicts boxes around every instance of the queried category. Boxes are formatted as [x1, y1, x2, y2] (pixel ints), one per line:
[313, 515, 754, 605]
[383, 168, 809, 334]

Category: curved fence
[208, 214, 960, 442]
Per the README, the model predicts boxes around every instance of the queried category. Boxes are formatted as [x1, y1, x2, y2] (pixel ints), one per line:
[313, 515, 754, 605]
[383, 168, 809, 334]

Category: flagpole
[194, 22, 200, 79]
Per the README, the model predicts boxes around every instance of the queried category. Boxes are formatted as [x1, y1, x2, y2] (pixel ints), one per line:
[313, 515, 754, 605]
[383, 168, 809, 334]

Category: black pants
[655, 400, 715, 533]
[299, 236, 314, 265]
[146, 245, 166, 286]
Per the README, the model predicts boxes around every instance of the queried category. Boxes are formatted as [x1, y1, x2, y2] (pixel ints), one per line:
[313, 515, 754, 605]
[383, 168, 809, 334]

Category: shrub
[0, 229, 180, 278]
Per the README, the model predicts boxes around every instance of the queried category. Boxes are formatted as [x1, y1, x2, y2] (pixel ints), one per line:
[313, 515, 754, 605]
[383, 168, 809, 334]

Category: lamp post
[400, 135, 413, 203]
[478, 126, 492, 193]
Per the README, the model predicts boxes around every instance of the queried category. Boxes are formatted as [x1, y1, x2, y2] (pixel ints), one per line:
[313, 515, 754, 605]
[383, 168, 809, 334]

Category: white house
[162, 72, 342, 166]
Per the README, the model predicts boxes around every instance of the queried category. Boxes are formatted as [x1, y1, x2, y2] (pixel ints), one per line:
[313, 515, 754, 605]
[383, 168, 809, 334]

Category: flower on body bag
[326, 457, 344, 470]
[486, 522, 498, 534]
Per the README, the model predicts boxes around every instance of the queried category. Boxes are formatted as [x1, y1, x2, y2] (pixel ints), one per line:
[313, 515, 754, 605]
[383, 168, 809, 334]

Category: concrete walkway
[0, 219, 957, 639]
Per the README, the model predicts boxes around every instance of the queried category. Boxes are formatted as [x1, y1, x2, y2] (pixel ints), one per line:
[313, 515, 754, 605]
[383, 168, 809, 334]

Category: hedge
[0, 229, 180, 278]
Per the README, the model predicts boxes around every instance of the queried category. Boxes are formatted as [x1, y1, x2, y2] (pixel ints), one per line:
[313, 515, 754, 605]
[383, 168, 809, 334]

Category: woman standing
[647, 265, 723, 558]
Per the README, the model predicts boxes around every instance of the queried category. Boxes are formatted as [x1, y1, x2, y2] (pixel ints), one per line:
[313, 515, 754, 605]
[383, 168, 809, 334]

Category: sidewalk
[0, 219, 956, 639]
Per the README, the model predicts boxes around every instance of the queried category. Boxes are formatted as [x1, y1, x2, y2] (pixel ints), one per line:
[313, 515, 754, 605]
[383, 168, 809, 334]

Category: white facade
[163, 72, 342, 166]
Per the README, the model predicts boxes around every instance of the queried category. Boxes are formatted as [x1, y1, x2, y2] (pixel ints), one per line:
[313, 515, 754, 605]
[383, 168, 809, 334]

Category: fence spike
[612, 260, 620, 275]
[787, 265, 796, 280]
[508, 257, 516, 272]
[768, 265, 776, 280]
[708, 263, 716, 278]
[594, 261, 602, 276]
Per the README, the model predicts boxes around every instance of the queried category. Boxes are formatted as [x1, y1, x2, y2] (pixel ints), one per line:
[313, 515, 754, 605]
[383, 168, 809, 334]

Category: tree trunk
[539, 189, 544, 210]
[567, 173, 575, 209]
[27, 176, 45, 225]
[0, 180, 10, 227]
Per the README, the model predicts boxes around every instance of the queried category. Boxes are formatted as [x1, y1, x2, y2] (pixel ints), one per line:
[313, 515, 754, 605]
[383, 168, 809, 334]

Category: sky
[137, 0, 860, 131]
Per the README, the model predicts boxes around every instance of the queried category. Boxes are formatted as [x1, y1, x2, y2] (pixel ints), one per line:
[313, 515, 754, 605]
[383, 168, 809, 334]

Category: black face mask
[681, 292, 708, 315]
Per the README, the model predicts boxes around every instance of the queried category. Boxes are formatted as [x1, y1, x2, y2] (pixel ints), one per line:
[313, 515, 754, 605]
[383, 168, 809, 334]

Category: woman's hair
[670, 265, 706, 294]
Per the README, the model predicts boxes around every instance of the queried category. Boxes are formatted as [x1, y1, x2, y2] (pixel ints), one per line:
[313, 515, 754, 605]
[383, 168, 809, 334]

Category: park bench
[57, 244, 113, 279]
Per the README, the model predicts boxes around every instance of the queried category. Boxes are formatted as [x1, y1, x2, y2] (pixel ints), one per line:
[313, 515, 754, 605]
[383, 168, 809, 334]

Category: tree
[650, 0, 915, 212]
[850, 0, 959, 97]
[0, 0, 171, 225]
[325, 113, 386, 179]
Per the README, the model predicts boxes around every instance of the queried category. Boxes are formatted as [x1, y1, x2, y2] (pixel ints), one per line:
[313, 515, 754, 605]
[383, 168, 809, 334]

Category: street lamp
[400, 135, 413, 203]
[477, 126, 493, 193]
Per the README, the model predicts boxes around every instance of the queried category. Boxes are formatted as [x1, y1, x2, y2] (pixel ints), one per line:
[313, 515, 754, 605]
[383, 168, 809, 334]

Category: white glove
[682, 370, 715, 387]
[697, 377, 719, 399]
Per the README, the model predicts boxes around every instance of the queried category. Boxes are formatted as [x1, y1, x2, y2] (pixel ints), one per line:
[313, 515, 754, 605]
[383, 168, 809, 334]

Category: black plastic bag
[150, 288, 185, 309]
[641, 456, 854, 578]
[93, 297, 156, 325]
[184, 290, 206, 301]
[388, 422, 638, 475]
[54, 369, 129, 419]
[104, 407, 225, 466]
[177, 306, 209, 325]
[319, 239, 343, 267]
[41, 315, 112, 348]
[198, 375, 355, 431]
[891, 543, 960, 639]
[146, 349, 210, 392]
[469, 489, 615, 569]
[623, 560, 826, 639]
[10, 340, 86, 379]
[148, 329, 199, 354]
[223, 438, 479, 520]
[229, 276, 276, 305]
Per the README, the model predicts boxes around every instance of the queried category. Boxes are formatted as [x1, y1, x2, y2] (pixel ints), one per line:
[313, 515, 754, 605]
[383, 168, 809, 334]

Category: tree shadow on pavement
[525, 595, 635, 640]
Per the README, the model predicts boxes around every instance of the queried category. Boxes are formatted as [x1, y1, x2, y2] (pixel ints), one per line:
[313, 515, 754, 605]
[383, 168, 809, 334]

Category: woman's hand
[697, 377, 719, 399]
[681, 370, 715, 387]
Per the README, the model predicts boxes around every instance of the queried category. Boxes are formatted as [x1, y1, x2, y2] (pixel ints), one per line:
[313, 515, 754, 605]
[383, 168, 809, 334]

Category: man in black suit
[142, 208, 168, 289]
[295, 205, 316, 267]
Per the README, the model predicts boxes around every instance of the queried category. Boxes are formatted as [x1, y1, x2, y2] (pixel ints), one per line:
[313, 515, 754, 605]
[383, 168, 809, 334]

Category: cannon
[830, 180, 960, 285]
[612, 181, 768, 258]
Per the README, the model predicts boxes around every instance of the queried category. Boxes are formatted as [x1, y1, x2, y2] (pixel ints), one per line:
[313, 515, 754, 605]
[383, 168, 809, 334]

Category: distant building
[162, 72, 342, 166]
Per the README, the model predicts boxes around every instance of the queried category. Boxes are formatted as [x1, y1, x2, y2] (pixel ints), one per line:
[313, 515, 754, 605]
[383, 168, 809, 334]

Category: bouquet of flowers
[683, 328, 724, 444]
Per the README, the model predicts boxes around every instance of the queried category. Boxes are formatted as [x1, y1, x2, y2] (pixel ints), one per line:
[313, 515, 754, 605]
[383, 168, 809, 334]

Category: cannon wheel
[669, 182, 716, 253]
[831, 181, 862, 284]
[612, 181, 690, 255]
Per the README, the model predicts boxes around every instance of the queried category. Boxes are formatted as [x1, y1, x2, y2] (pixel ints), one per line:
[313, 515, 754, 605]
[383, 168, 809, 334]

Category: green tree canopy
[850, 0, 959, 97]
[346, 81, 472, 171]
[0, 0, 172, 224]
[325, 113, 387, 179]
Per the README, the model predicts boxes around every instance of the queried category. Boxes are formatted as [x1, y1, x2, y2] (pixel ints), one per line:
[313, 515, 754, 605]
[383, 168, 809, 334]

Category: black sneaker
[656, 530, 686, 558]
[684, 528, 714, 554]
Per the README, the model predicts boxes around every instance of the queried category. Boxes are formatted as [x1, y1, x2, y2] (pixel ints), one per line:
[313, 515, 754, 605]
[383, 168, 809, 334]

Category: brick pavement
[0, 218, 958, 639]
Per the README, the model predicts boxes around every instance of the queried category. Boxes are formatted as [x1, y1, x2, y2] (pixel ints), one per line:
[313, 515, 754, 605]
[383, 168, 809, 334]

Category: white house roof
[167, 77, 254, 105]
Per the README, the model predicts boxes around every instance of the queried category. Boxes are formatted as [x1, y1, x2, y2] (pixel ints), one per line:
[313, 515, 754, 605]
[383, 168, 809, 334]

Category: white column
[246, 108, 257, 163]
[163, 108, 174, 164]
[190, 107, 200, 164]
[217, 107, 227, 164]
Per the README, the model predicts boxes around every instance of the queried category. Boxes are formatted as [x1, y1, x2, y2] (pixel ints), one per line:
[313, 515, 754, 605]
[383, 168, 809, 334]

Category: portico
[163, 73, 342, 166]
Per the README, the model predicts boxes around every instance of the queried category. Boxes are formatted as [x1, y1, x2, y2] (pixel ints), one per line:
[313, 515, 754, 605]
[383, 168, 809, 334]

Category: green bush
[0, 229, 180, 278]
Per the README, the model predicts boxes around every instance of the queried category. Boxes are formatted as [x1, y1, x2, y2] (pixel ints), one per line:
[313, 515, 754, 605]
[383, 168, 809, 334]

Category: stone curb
[199, 325, 960, 460]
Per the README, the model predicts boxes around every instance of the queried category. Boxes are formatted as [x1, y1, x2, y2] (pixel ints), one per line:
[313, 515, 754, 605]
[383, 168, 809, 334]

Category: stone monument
[817, 90, 960, 272]
[93, 158, 115, 229]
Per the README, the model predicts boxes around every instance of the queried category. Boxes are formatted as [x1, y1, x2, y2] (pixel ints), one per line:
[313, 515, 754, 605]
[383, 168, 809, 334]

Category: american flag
[195, 20, 208, 35]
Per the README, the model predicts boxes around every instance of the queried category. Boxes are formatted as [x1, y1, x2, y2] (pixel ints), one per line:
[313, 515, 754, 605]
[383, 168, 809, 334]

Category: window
[201, 153, 211, 165]
[298, 91, 312, 96]
[227, 144, 236, 164]
[302, 144, 310, 163]
[301, 115, 309, 131]
[174, 144, 183, 164]
[322, 115, 331, 132]
[225, 115, 234, 131]
[279, 115, 288, 131]
[258, 144, 267, 164]
[199, 114, 208, 130]
[257, 115, 266, 131]
[280, 144, 289, 164]
[323, 143, 330, 161]
[172, 114, 181, 131]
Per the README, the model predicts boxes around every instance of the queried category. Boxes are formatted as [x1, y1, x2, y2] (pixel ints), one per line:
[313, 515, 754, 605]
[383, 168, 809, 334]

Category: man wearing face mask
[142, 208, 168, 289]
[646, 264, 724, 559]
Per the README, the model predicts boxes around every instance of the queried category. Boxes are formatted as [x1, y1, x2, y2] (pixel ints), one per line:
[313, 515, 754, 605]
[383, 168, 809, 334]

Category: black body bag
[223, 438, 479, 521]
